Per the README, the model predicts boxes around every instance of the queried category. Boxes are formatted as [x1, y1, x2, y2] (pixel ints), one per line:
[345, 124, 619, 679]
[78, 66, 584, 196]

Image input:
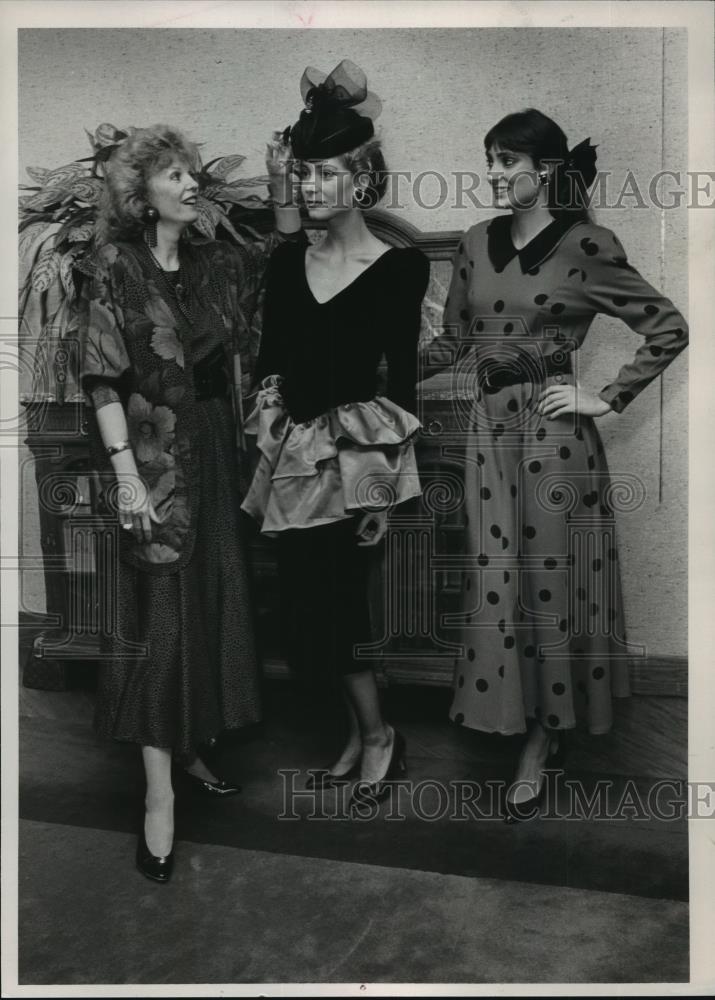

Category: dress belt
[478, 350, 573, 393]
[193, 346, 229, 401]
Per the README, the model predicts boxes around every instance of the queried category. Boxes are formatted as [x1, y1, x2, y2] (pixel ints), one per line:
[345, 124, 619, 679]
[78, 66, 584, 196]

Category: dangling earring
[538, 171, 549, 187]
[142, 206, 159, 247]
[354, 187, 369, 208]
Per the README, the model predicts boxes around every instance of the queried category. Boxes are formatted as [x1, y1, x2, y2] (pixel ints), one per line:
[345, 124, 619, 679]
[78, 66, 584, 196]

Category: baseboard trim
[264, 654, 688, 698]
[20, 614, 687, 699]
[627, 655, 688, 698]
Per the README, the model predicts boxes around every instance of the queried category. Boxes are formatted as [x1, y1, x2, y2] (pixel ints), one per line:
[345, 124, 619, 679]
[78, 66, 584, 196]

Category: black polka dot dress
[430, 215, 688, 735]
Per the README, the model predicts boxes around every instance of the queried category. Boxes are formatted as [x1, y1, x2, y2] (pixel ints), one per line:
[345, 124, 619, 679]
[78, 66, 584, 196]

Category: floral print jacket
[77, 234, 291, 574]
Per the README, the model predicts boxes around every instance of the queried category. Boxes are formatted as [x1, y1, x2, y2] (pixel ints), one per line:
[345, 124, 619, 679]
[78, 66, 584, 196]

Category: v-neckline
[302, 244, 397, 306]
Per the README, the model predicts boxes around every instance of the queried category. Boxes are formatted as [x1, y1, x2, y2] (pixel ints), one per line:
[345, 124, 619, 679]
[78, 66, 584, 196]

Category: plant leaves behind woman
[18, 122, 275, 401]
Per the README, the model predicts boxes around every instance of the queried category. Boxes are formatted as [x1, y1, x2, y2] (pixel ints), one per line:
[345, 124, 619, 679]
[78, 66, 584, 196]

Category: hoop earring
[353, 187, 369, 208]
[142, 206, 159, 247]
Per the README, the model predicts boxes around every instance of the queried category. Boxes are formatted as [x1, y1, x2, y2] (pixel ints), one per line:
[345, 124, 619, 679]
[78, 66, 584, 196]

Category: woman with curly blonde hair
[78, 123, 302, 882]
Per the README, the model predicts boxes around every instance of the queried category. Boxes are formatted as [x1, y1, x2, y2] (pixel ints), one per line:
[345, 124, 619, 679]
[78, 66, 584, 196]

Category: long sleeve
[419, 235, 473, 382]
[77, 247, 131, 411]
[385, 249, 430, 413]
[225, 230, 307, 388]
[253, 242, 292, 387]
[584, 230, 688, 413]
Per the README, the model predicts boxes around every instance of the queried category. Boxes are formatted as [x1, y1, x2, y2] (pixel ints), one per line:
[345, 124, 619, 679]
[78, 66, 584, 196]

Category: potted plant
[19, 122, 274, 404]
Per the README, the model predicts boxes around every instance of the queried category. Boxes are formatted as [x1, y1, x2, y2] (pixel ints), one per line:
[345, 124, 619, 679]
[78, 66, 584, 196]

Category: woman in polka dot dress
[423, 109, 688, 820]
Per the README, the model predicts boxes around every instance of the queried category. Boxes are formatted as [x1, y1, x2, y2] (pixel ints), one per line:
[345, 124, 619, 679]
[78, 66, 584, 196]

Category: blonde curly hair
[95, 124, 199, 245]
[340, 139, 388, 210]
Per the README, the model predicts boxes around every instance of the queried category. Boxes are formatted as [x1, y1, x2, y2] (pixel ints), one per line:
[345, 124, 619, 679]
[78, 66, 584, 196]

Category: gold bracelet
[106, 439, 131, 457]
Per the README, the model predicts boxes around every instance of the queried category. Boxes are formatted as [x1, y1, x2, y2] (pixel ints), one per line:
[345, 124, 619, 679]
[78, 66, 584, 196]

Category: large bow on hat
[287, 59, 382, 159]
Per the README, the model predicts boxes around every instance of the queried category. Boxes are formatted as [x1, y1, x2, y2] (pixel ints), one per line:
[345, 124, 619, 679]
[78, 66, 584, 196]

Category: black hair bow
[567, 138, 598, 188]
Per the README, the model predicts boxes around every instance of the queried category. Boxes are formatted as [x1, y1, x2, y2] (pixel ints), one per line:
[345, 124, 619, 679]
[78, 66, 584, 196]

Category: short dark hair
[485, 108, 591, 223]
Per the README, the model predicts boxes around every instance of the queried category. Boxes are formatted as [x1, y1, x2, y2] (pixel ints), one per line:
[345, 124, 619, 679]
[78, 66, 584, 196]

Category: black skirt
[276, 517, 379, 685]
[94, 397, 261, 758]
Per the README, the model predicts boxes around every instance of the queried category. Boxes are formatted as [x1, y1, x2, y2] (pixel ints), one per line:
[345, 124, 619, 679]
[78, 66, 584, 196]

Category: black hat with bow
[286, 59, 381, 159]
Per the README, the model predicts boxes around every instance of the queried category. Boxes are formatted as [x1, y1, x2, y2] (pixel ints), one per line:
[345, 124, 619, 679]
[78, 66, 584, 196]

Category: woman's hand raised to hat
[266, 129, 297, 206]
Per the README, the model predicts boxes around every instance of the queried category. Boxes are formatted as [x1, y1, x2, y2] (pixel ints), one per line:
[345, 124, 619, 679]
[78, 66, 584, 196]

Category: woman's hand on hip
[115, 474, 158, 545]
[356, 510, 389, 547]
[537, 383, 613, 419]
[266, 129, 296, 206]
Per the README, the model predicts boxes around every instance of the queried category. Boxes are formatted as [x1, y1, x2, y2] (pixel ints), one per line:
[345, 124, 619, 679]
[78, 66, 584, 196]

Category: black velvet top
[255, 241, 430, 423]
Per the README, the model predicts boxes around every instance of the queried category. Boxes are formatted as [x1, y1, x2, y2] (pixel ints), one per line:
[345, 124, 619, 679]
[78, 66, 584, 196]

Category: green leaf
[195, 195, 226, 226]
[54, 206, 95, 245]
[226, 175, 270, 189]
[209, 154, 246, 181]
[237, 223, 263, 241]
[52, 204, 75, 221]
[216, 213, 246, 246]
[20, 214, 51, 232]
[94, 123, 126, 147]
[68, 222, 95, 243]
[59, 247, 81, 298]
[31, 247, 62, 292]
[43, 162, 87, 188]
[21, 188, 68, 211]
[19, 222, 61, 290]
[25, 167, 49, 183]
[19, 220, 54, 260]
[201, 182, 228, 200]
[192, 199, 216, 240]
[69, 177, 103, 205]
[213, 188, 268, 207]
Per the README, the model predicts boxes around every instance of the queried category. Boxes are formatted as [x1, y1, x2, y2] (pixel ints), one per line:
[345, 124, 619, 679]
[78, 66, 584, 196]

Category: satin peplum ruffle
[241, 380, 422, 535]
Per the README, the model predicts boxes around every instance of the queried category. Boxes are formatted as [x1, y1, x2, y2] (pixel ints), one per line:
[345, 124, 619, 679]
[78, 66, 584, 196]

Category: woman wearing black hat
[242, 61, 430, 804]
[422, 108, 688, 821]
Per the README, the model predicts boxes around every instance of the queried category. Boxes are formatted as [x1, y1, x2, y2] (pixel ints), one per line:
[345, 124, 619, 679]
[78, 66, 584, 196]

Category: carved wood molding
[262, 653, 689, 698]
[240, 206, 463, 260]
[363, 210, 462, 260]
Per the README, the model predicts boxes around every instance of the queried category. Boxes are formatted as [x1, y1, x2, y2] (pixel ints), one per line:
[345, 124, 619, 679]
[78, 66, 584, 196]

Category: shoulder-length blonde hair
[96, 124, 200, 245]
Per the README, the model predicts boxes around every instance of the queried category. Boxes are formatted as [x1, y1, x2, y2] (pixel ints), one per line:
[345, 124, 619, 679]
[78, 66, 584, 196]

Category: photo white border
[1, 1, 713, 996]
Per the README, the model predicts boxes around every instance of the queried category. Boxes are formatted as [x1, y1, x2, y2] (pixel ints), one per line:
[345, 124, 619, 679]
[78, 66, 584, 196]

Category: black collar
[487, 214, 585, 274]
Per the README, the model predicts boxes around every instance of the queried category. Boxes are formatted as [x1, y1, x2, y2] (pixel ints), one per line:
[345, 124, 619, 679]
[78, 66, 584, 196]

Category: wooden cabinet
[20, 211, 464, 690]
[23, 392, 470, 690]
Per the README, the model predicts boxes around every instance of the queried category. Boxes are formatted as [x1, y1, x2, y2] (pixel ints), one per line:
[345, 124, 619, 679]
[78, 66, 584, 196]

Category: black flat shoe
[136, 830, 174, 883]
[305, 760, 361, 790]
[349, 729, 407, 812]
[180, 769, 242, 797]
